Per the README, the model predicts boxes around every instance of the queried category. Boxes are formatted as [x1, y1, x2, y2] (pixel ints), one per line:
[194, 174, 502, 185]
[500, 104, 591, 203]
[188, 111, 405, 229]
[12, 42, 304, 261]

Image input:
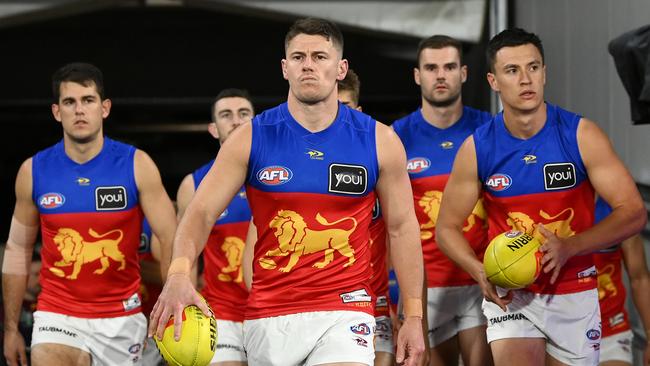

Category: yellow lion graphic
[419, 191, 486, 240]
[506, 207, 576, 241]
[50, 228, 125, 280]
[597, 263, 618, 300]
[258, 210, 357, 273]
[218, 236, 245, 283]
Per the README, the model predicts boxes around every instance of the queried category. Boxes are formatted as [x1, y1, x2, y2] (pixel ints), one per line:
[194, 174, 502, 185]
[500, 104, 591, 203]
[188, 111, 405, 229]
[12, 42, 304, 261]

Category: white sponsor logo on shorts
[489, 313, 527, 326]
[577, 265, 597, 279]
[340, 289, 371, 303]
[122, 293, 142, 311]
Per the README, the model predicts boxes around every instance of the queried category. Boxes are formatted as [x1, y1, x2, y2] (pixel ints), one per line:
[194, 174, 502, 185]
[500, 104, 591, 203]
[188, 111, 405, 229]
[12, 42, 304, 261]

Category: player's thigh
[429, 334, 459, 366]
[457, 324, 492, 366]
[491, 338, 546, 366]
[31, 343, 91, 366]
[373, 351, 393, 366]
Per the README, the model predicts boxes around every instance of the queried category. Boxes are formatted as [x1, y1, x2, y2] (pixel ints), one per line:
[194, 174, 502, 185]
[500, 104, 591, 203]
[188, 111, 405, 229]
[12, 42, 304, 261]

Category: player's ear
[487, 72, 499, 92]
[208, 122, 219, 139]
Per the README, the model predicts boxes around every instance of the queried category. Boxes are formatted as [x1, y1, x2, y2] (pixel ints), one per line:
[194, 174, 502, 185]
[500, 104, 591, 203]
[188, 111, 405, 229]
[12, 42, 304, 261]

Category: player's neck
[63, 134, 104, 164]
[420, 97, 463, 129]
[502, 102, 547, 139]
[287, 92, 339, 133]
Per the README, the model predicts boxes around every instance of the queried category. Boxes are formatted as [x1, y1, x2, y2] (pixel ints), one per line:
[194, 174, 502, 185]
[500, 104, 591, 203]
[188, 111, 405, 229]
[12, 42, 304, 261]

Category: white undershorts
[243, 311, 375, 366]
[32, 310, 146, 366]
[599, 330, 633, 364]
[482, 288, 601, 365]
[211, 319, 247, 363]
[427, 285, 486, 346]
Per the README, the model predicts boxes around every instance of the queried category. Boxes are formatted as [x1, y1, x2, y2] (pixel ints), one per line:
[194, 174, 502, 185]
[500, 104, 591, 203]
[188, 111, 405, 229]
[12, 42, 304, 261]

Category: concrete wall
[515, 0, 650, 185]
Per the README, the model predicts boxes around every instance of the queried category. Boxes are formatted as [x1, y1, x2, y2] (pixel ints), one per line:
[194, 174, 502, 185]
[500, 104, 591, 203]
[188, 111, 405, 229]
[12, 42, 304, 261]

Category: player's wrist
[403, 297, 423, 319]
[167, 257, 191, 278]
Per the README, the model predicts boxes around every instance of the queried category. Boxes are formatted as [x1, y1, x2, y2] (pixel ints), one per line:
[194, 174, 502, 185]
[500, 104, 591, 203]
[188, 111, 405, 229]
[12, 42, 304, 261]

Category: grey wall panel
[515, 0, 650, 184]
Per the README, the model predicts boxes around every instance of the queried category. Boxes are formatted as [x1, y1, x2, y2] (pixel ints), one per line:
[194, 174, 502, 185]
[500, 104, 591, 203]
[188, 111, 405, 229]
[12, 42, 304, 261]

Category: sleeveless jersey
[393, 107, 491, 287]
[246, 102, 379, 319]
[33, 138, 143, 318]
[475, 103, 596, 294]
[369, 198, 389, 317]
[194, 160, 251, 322]
[593, 198, 629, 337]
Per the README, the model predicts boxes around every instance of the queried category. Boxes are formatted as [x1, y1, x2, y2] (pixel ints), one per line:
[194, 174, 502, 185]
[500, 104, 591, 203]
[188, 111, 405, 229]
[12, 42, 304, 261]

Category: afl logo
[504, 230, 522, 238]
[406, 157, 430, 174]
[257, 166, 292, 185]
[486, 174, 512, 191]
[38, 193, 65, 209]
[586, 329, 601, 340]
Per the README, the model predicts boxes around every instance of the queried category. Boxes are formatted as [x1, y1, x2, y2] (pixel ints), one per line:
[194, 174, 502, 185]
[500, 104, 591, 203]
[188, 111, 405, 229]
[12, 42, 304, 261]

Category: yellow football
[483, 230, 542, 289]
[155, 302, 217, 366]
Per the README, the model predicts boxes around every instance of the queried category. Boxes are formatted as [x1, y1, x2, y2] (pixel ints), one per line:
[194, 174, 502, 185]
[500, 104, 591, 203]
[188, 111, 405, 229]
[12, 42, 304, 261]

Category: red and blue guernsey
[369, 199, 389, 317]
[592, 198, 630, 337]
[475, 103, 596, 294]
[194, 160, 251, 322]
[33, 138, 143, 318]
[393, 106, 491, 287]
[246, 102, 378, 319]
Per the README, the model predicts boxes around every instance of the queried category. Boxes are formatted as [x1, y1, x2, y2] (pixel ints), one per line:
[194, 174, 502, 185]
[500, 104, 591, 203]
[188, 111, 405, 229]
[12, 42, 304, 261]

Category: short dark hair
[52, 62, 105, 103]
[211, 88, 254, 121]
[416, 35, 463, 67]
[285, 17, 344, 55]
[338, 69, 360, 105]
[487, 28, 544, 72]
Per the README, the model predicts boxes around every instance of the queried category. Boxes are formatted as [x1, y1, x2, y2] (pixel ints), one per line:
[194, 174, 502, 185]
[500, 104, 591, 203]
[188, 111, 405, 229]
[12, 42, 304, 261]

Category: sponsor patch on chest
[543, 163, 576, 190]
[95, 186, 127, 210]
[329, 164, 367, 195]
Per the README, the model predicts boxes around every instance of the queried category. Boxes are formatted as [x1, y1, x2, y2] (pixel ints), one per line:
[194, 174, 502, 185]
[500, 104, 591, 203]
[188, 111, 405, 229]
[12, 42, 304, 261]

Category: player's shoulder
[252, 103, 287, 127]
[341, 104, 375, 132]
[463, 105, 492, 126]
[391, 109, 419, 133]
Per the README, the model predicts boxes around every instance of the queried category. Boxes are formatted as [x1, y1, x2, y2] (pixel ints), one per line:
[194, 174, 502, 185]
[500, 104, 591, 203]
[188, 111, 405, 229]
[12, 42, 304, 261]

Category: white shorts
[32, 311, 147, 366]
[211, 319, 246, 363]
[427, 285, 486, 346]
[483, 288, 601, 365]
[243, 311, 375, 366]
[141, 337, 164, 366]
[374, 315, 394, 354]
[599, 330, 633, 364]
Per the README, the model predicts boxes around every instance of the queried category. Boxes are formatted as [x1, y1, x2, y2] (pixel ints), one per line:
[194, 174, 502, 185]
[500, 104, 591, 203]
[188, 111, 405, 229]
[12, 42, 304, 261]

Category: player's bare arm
[621, 234, 650, 365]
[243, 219, 256, 290]
[3, 159, 39, 366]
[134, 150, 177, 279]
[175, 174, 200, 286]
[375, 122, 425, 366]
[149, 122, 252, 341]
[436, 137, 512, 311]
[539, 118, 646, 283]
[175, 174, 195, 221]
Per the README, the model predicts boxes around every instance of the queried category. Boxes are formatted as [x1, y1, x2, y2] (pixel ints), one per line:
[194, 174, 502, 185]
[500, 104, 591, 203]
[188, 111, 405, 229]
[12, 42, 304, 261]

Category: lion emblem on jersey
[506, 207, 576, 240]
[597, 263, 618, 300]
[419, 191, 487, 240]
[50, 228, 125, 280]
[218, 236, 245, 283]
[258, 210, 357, 273]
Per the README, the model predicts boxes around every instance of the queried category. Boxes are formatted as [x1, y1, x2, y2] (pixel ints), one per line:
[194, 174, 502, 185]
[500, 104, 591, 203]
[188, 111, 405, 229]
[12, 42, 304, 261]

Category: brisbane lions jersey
[369, 199, 389, 317]
[593, 198, 630, 337]
[475, 103, 596, 294]
[393, 106, 491, 287]
[194, 160, 251, 322]
[33, 138, 143, 318]
[245, 102, 378, 319]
